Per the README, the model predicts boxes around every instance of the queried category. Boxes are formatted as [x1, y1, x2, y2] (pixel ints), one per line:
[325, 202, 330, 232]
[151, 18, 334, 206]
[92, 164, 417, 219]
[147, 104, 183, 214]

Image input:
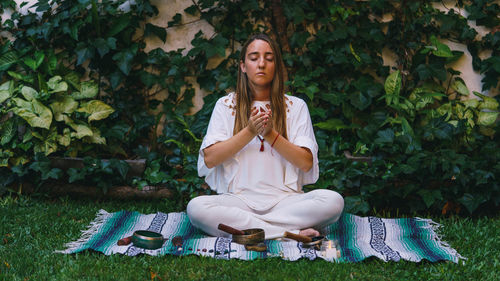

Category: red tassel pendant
[257, 136, 264, 152]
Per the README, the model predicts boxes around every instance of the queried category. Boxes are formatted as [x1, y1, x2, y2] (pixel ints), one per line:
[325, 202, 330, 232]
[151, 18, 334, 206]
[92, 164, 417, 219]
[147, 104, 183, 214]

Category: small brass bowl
[231, 228, 265, 245]
[131, 230, 165, 250]
[302, 235, 325, 250]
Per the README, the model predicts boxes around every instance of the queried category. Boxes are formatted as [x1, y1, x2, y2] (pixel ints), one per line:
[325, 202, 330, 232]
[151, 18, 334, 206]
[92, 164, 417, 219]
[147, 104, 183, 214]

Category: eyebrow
[247, 51, 274, 56]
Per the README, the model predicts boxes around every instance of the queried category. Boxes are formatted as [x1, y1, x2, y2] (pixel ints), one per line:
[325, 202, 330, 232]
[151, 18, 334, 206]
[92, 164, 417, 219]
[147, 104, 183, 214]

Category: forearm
[264, 129, 313, 172]
[203, 127, 255, 168]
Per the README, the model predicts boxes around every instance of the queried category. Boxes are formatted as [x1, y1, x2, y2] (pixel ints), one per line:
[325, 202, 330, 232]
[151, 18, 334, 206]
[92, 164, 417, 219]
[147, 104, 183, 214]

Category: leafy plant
[0, 65, 114, 166]
[1, 0, 499, 214]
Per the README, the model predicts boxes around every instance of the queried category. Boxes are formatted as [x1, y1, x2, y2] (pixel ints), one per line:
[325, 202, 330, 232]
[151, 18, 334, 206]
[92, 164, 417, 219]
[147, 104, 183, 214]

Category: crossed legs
[186, 189, 344, 239]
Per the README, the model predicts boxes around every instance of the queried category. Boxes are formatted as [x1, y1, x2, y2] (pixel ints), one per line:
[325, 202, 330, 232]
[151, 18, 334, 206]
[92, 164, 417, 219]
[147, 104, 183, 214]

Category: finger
[255, 113, 266, 123]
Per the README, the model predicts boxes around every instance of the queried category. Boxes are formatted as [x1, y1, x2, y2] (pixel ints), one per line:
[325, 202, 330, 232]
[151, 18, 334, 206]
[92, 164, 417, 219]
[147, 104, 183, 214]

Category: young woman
[187, 34, 344, 239]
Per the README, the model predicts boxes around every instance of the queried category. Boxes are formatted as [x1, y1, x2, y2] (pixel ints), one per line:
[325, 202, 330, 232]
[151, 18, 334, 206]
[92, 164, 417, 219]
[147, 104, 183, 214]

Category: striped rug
[56, 210, 465, 263]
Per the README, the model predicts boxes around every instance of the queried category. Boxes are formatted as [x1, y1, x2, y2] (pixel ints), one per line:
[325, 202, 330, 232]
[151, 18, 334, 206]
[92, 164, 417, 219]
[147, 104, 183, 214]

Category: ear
[240, 60, 246, 73]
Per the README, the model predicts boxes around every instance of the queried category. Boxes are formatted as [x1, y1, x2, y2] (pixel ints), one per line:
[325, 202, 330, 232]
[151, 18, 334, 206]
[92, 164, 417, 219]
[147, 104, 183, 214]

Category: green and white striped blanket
[56, 210, 464, 263]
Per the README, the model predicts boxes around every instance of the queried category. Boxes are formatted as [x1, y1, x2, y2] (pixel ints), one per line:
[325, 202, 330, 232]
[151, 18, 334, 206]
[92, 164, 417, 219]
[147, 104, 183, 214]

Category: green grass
[0, 196, 498, 281]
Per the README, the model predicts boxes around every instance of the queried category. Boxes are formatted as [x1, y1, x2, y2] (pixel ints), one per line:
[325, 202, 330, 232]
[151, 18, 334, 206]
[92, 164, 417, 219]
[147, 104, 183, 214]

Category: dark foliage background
[1, 0, 499, 215]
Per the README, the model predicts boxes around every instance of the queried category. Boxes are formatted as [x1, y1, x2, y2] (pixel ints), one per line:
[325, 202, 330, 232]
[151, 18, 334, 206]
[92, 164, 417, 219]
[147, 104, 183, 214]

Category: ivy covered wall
[0, 0, 499, 215]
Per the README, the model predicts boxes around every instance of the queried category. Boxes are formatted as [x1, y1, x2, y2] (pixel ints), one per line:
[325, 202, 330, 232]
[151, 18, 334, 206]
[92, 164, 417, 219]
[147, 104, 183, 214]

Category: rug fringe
[55, 209, 110, 254]
[415, 217, 467, 263]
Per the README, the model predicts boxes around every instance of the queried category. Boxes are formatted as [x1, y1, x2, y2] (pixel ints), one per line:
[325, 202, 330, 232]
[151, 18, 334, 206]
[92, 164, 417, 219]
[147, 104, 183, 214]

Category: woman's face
[240, 39, 276, 89]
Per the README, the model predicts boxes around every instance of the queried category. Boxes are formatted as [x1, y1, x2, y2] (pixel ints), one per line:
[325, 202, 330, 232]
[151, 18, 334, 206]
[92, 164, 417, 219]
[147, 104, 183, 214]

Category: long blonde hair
[234, 34, 288, 139]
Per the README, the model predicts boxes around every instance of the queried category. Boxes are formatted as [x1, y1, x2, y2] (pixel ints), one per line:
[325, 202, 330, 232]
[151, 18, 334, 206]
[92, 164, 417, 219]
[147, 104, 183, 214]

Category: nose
[258, 58, 265, 68]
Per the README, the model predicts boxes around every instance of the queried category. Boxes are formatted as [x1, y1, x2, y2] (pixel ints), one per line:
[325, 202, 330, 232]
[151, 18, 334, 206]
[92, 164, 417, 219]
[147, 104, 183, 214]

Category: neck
[250, 84, 271, 101]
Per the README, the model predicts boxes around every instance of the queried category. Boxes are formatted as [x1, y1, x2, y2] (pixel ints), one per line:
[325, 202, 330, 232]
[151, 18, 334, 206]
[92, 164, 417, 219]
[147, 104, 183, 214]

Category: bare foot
[299, 228, 320, 237]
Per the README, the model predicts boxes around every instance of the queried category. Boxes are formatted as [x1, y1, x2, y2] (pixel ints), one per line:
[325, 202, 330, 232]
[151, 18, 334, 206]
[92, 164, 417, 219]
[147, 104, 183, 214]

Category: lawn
[0, 196, 498, 281]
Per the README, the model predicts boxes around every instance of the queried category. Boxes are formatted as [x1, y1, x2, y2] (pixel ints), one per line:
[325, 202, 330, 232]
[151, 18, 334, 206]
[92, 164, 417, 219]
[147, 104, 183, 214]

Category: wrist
[264, 129, 277, 142]
[245, 125, 258, 137]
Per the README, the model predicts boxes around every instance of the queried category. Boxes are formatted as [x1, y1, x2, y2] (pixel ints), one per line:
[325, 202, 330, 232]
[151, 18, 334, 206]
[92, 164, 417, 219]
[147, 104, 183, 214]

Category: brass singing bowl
[302, 235, 325, 249]
[131, 230, 166, 250]
[231, 228, 265, 245]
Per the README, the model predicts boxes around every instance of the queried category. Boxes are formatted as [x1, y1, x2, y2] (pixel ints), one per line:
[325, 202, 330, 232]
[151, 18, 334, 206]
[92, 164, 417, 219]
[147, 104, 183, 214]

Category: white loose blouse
[198, 92, 319, 211]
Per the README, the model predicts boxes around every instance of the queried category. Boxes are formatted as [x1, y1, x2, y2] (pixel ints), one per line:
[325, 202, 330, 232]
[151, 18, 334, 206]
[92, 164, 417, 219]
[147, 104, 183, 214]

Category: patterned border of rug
[56, 210, 465, 263]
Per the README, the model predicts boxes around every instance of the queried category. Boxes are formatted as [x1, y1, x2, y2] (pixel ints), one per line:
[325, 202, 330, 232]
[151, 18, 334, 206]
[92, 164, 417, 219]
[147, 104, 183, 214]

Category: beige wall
[145, 0, 216, 113]
[433, 0, 498, 98]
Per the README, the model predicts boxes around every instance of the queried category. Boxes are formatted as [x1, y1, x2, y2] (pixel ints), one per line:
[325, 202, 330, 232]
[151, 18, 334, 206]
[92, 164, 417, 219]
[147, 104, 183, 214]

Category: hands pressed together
[247, 107, 273, 137]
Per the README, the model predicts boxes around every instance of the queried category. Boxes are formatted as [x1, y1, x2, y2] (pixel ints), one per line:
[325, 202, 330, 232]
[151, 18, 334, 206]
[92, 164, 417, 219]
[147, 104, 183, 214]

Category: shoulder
[284, 94, 307, 114]
[214, 92, 237, 115]
[217, 92, 236, 107]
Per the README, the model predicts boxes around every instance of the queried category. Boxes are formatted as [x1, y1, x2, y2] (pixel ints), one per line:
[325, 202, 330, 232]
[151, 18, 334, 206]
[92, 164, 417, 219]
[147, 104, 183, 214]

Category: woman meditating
[187, 34, 344, 239]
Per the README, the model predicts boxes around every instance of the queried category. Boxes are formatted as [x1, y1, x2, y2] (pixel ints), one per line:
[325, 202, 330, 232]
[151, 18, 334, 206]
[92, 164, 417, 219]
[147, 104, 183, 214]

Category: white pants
[186, 189, 344, 239]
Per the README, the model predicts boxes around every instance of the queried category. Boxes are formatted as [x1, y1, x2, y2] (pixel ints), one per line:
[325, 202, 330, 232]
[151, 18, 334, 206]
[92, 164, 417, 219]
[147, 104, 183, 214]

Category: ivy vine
[0, 0, 499, 215]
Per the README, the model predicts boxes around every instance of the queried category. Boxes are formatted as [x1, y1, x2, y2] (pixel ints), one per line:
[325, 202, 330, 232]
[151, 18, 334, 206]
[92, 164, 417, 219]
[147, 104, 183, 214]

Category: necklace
[257, 135, 265, 152]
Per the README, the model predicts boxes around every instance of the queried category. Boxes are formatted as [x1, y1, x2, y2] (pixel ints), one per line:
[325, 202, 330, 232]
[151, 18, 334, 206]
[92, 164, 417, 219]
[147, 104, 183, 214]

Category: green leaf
[43, 168, 63, 180]
[344, 196, 370, 214]
[47, 52, 57, 74]
[139, 71, 158, 87]
[77, 100, 115, 122]
[64, 72, 81, 90]
[458, 193, 486, 214]
[109, 71, 123, 89]
[349, 43, 361, 62]
[314, 119, 349, 131]
[304, 85, 319, 101]
[451, 79, 469, 96]
[374, 128, 394, 144]
[463, 98, 479, 108]
[112, 47, 137, 75]
[75, 44, 94, 65]
[109, 159, 129, 179]
[350, 91, 372, 110]
[7, 71, 34, 83]
[479, 126, 496, 137]
[106, 15, 130, 37]
[400, 117, 414, 137]
[72, 81, 98, 100]
[0, 50, 17, 71]
[415, 94, 434, 110]
[0, 149, 14, 167]
[184, 5, 198, 16]
[0, 80, 14, 103]
[423, 116, 453, 140]
[23, 51, 45, 71]
[95, 38, 109, 57]
[384, 70, 401, 105]
[67, 168, 86, 183]
[21, 86, 38, 101]
[47, 76, 68, 93]
[145, 23, 167, 43]
[33, 128, 58, 155]
[64, 117, 93, 139]
[474, 91, 499, 110]
[477, 111, 499, 126]
[57, 128, 71, 146]
[84, 126, 106, 144]
[417, 189, 442, 208]
[1, 118, 15, 145]
[430, 35, 453, 58]
[12, 99, 53, 129]
[13, 97, 32, 109]
[50, 96, 79, 121]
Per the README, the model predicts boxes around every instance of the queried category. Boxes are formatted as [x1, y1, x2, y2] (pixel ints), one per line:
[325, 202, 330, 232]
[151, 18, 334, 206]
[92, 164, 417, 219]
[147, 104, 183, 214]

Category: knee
[330, 191, 344, 214]
[186, 196, 209, 224]
[312, 189, 344, 214]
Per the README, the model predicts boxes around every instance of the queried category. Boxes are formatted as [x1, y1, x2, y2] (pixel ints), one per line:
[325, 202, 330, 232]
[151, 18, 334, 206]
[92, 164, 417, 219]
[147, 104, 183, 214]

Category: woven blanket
[56, 210, 464, 263]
